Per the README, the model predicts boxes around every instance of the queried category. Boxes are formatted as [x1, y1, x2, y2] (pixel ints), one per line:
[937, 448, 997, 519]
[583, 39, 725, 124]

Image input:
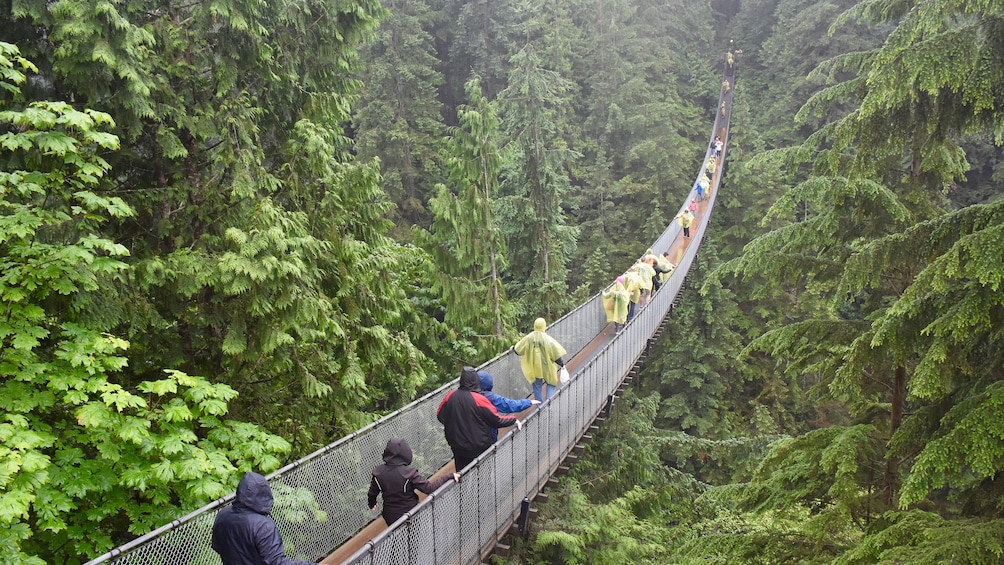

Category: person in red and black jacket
[437, 366, 522, 471]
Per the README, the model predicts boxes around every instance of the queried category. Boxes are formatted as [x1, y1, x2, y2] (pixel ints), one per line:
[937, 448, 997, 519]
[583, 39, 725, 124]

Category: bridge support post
[517, 497, 531, 536]
[604, 395, 613, 419]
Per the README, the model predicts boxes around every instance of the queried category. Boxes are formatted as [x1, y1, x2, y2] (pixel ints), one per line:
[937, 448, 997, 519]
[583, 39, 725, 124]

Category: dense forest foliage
[1, 0, 1002, 563]
[523, 1, 1004, 564]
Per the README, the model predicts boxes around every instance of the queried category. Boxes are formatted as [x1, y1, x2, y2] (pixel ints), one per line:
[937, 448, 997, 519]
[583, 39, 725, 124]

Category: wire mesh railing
[86, 57, 736, 565]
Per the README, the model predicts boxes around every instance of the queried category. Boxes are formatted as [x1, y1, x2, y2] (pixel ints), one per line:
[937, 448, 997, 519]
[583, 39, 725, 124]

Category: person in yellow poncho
[622, 267, 643, 323]
[635, 258, 656, 307]
[657, 253, 676, 285]
[513, 318, 568, 402]
[602, 276, 630, 332]
[646, 254, 670, 292]
[677, 209, 695, 238]
[696, 174, 711, 201]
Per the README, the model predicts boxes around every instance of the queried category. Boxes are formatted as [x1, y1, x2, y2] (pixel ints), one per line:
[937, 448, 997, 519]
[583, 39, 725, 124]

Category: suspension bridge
[87, 55, 737, 565]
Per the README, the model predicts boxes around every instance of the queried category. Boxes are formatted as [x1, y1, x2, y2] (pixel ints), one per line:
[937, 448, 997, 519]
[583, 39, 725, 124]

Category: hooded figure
[602, 277, 630, 325]
[478, 371, 537, 441]
[513, 318, 567, 402]
[636, 259, 656, 300]
[657, 253, 676, 285]
[437, 367, 519, 471]
[677, 209, 695, 237]
[697, 174, 711, 201]
[368, 438, 458, 526]
[648, 254, 672, 292]
[211, 472, 315, 565]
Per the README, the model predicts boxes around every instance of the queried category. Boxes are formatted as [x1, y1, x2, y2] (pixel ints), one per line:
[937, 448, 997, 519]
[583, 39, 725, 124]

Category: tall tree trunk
[483, 152, 503, 337]
[883, 364, 906, 505]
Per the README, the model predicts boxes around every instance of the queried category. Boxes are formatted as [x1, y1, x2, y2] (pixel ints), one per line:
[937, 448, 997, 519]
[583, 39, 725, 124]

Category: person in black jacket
[211, 472, 315, 565]
[436, 366, 522, 471]
[368, 438, 460, 526]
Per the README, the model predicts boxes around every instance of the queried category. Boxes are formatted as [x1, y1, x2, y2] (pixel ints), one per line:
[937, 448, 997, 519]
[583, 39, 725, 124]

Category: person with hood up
[635, 258, 656, 307]
[211, 472, 316, 565]
[478, 370, 540, 441]
[437, 366, 522, 471]
[648, 253, 673, 292]
[658, 253, 677, 285]
[677, 208, 695, 238]
[368, 438, 460, 526]
[602, 276, 630, 332]
[513, 318, 568, 402]
[622, 268, 644, 323]
[696, 174, 711, 201]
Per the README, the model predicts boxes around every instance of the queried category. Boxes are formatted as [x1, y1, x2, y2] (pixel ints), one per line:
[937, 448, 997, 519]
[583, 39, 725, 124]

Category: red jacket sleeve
[472, 394, 517, 428]
[436, 391, 454, 421]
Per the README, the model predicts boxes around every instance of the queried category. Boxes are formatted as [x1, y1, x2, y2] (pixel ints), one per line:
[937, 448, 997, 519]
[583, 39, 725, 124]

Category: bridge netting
[87, 58, 736, 565]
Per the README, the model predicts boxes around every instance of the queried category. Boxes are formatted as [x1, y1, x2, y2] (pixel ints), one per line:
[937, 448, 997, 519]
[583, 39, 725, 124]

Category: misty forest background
[3, 0, 1004, 563]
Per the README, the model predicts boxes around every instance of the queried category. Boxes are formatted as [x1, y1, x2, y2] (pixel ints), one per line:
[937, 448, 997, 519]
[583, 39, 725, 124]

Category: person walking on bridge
[437, 366, 521, 471]
[635, 258, 656, 307]
[677, 208, 695, 238]
[211, 472, 316, 565]
[648, 253, 672, 293]
[602, 276, 630, 332]
[478, 370, 540, 441]
[513, 318, 567, 402]
[368, 438, 460, 526]
[623, 267, 643, 323]
[696, 174, 710, 201]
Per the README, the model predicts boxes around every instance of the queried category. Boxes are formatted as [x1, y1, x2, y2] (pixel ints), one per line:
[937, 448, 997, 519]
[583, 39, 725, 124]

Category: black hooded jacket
[211, 472, 314, 565]
[436, 367, 518, 457]
[368, 438, 452, 525]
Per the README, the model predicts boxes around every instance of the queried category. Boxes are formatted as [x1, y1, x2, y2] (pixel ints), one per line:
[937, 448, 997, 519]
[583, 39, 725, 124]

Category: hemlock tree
[0, 43, 294, 563]
[7, 0, 446, 445]
[645, 245, 750, 439]
[564, 0, 711, 289]
[354, 0, 447, 236]
[416, 79, 515, 352]
[441, 0, 520, 101]
[497, 42, 579, 321]
[720, 0, 1004, 558]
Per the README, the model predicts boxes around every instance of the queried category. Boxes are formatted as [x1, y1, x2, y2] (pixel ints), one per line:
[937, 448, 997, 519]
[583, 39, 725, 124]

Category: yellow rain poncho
[698, 175, 711, 192]
[677, 210, 694, 228]
[602, 280, 630, 324]
[623, 270, 643, 304]
[513, 318, 568, 387]
[656, 255, 675, 284]
[636, 261, 656, 291]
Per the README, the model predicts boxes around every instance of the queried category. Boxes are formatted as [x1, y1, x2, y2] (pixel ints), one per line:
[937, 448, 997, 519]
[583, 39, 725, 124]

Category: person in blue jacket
[478, 370, 540, 441]
[211, 472, 315, 565]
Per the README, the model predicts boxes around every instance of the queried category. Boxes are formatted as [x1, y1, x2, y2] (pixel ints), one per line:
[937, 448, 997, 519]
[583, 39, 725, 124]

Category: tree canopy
[4, 0, 1004, 562]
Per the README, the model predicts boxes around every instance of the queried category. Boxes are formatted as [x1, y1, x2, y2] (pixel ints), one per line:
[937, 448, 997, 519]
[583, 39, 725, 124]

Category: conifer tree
[565, 0, 712, 283]
[440, 0, 520, 100]
[497, 42, 579, 320]
[416, 79, 515, 351]
[720, 1, 1004, 556]
[645, 245, 750, 438]
[0, 43, 295, 563]
[354, 0, 447, 235]
[5, 0, 450, 443]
